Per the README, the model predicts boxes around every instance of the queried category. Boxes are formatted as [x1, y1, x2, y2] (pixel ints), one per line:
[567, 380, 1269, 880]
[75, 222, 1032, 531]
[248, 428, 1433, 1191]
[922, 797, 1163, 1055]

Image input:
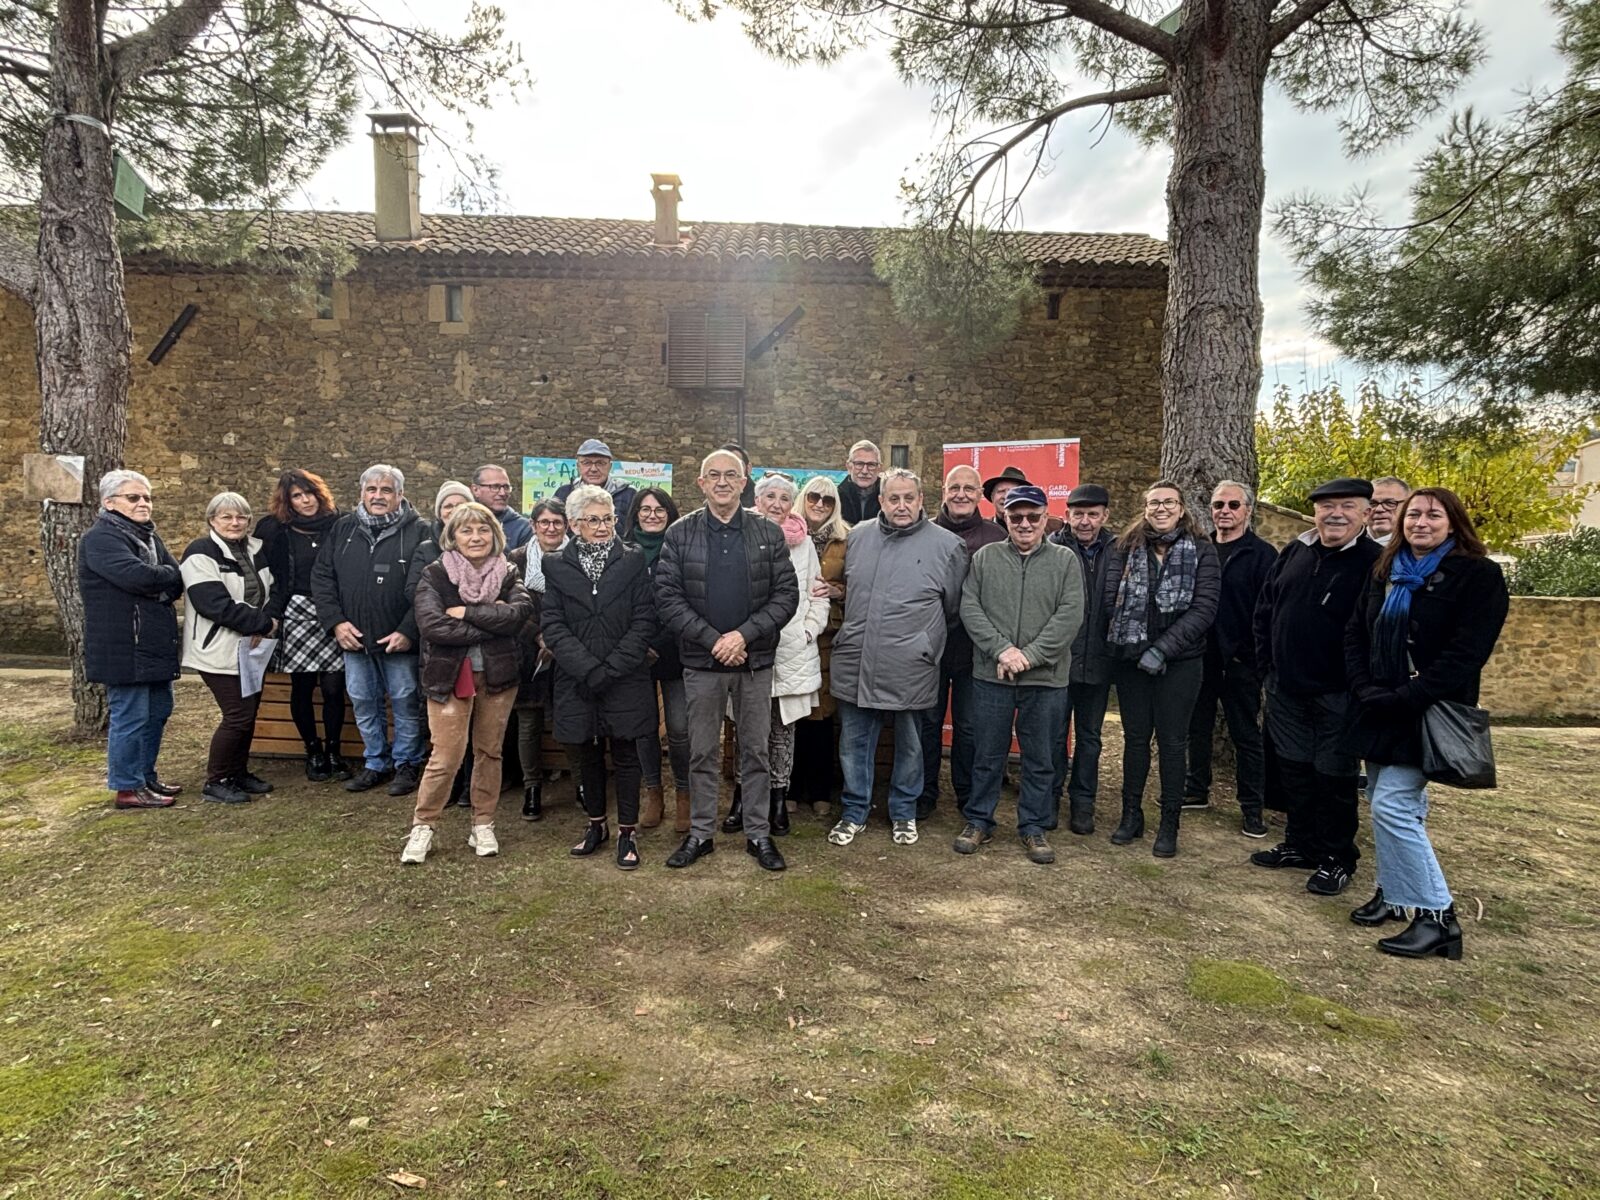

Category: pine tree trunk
[1160, 0, 1270, 522]
[37, 1, 130, 736]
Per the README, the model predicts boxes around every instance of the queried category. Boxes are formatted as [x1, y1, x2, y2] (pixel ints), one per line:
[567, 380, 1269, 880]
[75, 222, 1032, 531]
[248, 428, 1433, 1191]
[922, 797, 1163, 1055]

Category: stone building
[0, 128, 1167, 653]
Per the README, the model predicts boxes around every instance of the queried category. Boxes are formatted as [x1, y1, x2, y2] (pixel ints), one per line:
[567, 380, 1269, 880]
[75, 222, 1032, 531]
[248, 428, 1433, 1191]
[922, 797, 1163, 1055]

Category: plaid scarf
[354, 500, 406, 530]
[1109, 528, 1198, 647]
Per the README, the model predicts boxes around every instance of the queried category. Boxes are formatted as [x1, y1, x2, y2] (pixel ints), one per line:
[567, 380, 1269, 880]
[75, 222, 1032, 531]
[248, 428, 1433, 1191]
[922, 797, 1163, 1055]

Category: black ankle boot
[570, 819, 609, 858]
[1152, 805, 1180, 858]
[326, 752, 352, 782]
[770, 785, 790, 836]
[1109, 801, 1145, 845]
[522, 781, 543, 822]
[721, 783, 744, 833]
[1067, 799, 1095, 836]
[1379, 907, 1463, 960]
[1350, 887, 1402, 927]
[304, 741, 331, 782]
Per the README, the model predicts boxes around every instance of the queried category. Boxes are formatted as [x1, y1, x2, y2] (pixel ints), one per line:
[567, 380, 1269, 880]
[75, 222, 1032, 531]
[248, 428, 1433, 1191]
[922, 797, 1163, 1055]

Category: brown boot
[641, 784, 664, 829]
[673, 787, 691, 834]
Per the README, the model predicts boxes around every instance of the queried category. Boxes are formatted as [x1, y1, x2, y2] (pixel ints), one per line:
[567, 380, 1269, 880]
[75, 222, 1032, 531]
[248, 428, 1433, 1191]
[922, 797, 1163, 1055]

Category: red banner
[942, 438, 1082, 519]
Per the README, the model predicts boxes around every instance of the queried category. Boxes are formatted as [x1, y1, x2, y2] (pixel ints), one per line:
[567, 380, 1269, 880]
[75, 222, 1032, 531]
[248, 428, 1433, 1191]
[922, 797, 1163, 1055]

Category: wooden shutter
[666, 309, 746, 389]
[706, 311, 747, 389]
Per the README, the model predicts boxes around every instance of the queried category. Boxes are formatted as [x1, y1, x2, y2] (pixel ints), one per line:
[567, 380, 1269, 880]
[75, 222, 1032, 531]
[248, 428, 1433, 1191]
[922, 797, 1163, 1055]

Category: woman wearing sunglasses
[790, 475, 850, 818]
[1102, 481, 1220, 857]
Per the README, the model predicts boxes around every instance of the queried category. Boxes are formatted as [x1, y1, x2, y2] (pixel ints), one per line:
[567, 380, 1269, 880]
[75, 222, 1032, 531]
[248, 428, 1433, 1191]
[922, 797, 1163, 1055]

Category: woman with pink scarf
[753, 474, 831, 834]
[401, 502, 534, 865]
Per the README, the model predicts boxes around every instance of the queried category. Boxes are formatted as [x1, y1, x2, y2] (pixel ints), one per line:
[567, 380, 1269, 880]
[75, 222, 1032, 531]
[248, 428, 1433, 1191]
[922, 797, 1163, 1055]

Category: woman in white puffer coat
[754, 473, 830, 833]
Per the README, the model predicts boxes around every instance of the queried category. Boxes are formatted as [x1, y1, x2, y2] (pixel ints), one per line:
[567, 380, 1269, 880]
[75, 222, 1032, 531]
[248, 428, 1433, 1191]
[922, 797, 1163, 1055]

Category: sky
[300, 1, 1566, 403]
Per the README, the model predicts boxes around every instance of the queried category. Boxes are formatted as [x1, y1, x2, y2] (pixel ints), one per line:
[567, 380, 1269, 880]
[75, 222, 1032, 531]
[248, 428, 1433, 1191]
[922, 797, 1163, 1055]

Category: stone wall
[1481, 597, 1600, 721]
[0, 269, 1166, 651]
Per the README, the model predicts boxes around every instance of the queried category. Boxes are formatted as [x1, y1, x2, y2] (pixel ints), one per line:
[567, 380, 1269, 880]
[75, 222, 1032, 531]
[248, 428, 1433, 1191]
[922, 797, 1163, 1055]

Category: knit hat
[435, 479, 473, 517]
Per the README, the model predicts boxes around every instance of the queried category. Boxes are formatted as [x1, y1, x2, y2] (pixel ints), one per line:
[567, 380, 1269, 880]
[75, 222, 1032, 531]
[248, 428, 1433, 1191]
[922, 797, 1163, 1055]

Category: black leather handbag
[1420, 700, 1497, 789]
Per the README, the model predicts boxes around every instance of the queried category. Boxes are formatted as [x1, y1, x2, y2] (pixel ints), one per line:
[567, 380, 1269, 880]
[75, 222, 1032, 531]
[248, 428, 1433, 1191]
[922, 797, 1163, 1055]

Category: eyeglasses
[1006, 512, 1044, 526]
[577, 515, 616, 527]
[848, 460, 880, 471]
[1211, 499, 1243, 510]
[1146, 499, 1181, 510]
[477, 483, 512, 493]
[704, 471, 743, 483]
[112, 493, 152, 504]
[805, 494, 836, 508]
[1371, 499, 1402, 510]
[636, 506, 668, 518]
[535, 519, 566, 530]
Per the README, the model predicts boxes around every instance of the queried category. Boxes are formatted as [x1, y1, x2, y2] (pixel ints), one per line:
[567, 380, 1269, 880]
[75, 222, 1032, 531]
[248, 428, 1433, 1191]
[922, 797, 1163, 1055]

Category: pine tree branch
[1268, 0, 1340, 47]
[108, 0, 225, 85]
[0, 51, 50, 80]
[1041, 0, 1176, 61]
[0, 222, 37, 306]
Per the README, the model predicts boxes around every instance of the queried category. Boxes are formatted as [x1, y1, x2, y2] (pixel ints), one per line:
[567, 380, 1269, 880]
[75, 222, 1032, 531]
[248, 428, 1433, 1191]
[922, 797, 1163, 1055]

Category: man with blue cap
[554, 438, 638, 535]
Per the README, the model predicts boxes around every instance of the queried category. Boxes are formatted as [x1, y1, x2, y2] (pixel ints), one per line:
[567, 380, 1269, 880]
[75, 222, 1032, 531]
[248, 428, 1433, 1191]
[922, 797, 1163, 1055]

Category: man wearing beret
[1251, 477, 1381, 895]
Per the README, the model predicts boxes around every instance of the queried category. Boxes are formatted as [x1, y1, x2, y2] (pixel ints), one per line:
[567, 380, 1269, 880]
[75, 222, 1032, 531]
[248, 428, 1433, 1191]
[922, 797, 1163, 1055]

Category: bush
[1510, 527, 1600, 597]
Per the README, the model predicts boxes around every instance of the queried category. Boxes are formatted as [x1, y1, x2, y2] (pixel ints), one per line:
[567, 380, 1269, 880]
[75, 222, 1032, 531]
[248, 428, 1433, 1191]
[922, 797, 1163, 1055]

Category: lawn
[0, 673, 1596, 1198]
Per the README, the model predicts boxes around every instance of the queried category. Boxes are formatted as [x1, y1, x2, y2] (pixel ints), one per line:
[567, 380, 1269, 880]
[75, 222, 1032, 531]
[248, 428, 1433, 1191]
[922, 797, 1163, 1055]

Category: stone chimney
[370, 112, 422, 242]
[651, 173, 683, 246]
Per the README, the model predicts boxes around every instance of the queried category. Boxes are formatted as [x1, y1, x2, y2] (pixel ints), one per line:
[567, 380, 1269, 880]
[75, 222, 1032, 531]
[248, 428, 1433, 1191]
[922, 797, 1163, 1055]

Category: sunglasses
[1211, 499, 1243, 510]
[805, 494, 836, 507]
[112, 493, 153, 504]
[1006, 512, 1044, 526]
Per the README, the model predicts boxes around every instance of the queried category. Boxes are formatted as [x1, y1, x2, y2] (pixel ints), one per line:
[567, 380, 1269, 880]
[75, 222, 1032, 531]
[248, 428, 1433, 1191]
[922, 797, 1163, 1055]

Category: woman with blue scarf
[1344, 487, 1508, 960]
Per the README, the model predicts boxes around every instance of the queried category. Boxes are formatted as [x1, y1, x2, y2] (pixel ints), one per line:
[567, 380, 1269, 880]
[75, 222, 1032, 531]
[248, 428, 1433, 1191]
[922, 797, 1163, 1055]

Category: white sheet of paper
[239, 637, 277, 697]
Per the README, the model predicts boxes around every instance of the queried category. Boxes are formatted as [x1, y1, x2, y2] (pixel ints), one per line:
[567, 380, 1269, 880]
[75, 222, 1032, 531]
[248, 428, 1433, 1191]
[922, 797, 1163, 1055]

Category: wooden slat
[705, 311, 747, 389]
[666, 308, 708, 388]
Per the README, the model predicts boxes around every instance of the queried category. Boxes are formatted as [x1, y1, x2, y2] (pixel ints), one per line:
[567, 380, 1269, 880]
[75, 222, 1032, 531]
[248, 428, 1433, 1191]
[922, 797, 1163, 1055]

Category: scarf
[1109, 527, 1198, 647]
[105, 510, 159, 566]
[630, 526, 666, 567]
[224, 537, 265, 608]
[440, 548, 508, 604]
[780, 513, 807, 548]
[576, 538, 613, 586]
[1371, 539, 1454, 684]
[288, 508, 339, 536]
[355, 500, 406, 530]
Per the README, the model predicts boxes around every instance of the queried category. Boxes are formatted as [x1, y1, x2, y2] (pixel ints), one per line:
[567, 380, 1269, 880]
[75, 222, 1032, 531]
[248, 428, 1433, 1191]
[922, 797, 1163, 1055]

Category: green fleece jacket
[959, 539, 1085, 688]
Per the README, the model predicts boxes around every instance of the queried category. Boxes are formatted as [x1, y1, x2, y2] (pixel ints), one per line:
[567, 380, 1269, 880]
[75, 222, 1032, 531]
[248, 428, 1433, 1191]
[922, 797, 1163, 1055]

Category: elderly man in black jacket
[1048, 484, 1117, 835]
[1251, 477, 1381, 896]
[312, 463, 429, 797]
[1184, 480, 1277, 837]
[655, 449, 799, 871]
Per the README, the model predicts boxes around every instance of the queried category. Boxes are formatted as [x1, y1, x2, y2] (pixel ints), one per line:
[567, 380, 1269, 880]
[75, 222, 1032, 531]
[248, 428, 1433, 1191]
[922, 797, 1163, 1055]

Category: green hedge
[1510, 527, 1600, 597]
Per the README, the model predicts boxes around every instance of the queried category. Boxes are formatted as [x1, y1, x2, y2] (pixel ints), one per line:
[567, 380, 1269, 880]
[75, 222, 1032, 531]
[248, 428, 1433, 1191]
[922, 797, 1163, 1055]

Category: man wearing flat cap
[554, 438, 638, 536]
[1251, 477, 1381, 897]
[1048, 483, 1116, 834]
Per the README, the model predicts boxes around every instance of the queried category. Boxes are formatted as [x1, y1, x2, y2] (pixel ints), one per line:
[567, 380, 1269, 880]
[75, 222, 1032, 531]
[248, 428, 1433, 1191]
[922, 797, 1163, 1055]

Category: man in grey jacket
[957, 485, 1085, 863]
[827, 468, 968, 848]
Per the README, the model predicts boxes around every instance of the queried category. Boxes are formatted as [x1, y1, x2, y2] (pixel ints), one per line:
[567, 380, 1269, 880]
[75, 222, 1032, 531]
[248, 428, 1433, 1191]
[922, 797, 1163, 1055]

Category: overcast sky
[302, 1, 1565, 401]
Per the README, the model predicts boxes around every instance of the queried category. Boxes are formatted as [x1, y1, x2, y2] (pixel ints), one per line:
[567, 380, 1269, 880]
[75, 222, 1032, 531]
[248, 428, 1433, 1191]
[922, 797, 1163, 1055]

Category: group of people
[78, 437, 1509, 960]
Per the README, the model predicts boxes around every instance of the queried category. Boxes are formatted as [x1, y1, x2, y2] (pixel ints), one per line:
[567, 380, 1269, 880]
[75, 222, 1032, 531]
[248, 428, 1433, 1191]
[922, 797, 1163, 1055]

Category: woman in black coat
[1344, 487, 1509, 961]
[623, 486, 688, 832]
[541, 484, 658, 870]
[1101, 480, 1220, 857]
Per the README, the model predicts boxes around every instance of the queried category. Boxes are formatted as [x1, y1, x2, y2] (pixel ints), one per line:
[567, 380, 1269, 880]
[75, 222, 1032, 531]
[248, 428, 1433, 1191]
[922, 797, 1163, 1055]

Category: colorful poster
[521, 457, 673, 508]
[941, 438, 1082, 518]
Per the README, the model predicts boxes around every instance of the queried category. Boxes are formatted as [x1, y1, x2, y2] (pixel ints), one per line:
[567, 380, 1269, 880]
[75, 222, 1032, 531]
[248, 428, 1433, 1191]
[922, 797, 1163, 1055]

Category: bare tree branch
[108, 0, 225, 85]
[1269, 0, 1340, 47]
[0, 222, 36, 305]
[1042, 0, 1176, 61]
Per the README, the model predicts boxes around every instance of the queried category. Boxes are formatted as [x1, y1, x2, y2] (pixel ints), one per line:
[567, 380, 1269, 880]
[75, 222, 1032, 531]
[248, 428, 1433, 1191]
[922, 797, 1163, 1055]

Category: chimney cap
[368, 111, 421, 136]
[651, 173, 682, 190]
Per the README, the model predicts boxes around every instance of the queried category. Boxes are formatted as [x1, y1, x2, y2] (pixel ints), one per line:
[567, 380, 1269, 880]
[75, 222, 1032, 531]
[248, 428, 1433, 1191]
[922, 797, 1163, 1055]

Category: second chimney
[651, 173, 682, 246]
[370, 112, 422, 242]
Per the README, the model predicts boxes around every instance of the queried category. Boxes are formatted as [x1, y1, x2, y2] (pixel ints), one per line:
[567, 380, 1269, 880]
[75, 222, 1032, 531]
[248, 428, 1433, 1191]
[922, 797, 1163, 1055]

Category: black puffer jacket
[541, 540, 658, 742]
[1100, 534, 1220, 665]
[77, 511, 183, 686]
[310, 503, 428, 645]
[1344, 553, 1509, 765]
[1050, 526, 1116, 685]
[654, 506, 798, 673]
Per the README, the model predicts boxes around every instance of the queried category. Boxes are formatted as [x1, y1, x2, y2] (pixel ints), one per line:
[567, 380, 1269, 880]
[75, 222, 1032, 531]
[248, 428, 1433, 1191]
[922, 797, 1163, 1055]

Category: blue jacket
[77, 511, 183, 685]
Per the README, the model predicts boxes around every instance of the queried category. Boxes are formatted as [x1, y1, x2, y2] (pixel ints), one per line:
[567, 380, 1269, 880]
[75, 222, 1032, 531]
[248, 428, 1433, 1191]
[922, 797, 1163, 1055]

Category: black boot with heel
[1379, 906, 1463, 960]
[1109, 800, 1145, 845]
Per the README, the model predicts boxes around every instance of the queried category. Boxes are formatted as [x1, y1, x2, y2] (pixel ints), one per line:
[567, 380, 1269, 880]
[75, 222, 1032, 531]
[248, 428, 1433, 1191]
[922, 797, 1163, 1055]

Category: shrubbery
[1510, 527, 1600, 597]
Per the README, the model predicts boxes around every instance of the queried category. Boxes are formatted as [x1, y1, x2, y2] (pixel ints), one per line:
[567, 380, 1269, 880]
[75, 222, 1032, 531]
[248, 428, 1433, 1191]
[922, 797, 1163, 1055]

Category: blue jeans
[637, 676, 690, 790]
[105, 681, 174, 791]
[918, 667, 975, 812]
[1368, 762, 1452, 909]
[342, 651, 422, 771]
[837, 699, 921, 825]
[966, 679, 1071, 837]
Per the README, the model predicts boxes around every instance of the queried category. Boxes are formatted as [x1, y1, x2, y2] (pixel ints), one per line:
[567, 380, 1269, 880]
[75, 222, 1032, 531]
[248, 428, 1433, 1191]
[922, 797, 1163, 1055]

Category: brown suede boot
[673, 787, 691, 833]
[641, 784, 664, 829]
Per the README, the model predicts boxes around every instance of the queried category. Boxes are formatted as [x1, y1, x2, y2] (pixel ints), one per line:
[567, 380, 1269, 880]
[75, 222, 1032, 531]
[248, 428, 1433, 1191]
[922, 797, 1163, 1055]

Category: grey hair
[754, 472, 797, 501]
[565, 483, 614, 521]
[359, 463, 405, 494]
[1372, 475, 1411, 492]
[880, 467, 921, 494]
[205, 491, 252, 520]
[848, 439, 882, 461]
[98, 469, 150, 505]
[699, 449, 745, 477]
[472, 463, 509, 485]
[1212, 479, 1255, 508]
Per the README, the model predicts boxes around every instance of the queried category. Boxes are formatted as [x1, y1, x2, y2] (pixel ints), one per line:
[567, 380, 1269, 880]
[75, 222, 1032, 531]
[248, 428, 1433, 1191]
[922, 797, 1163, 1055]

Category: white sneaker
[827, 819, 867, 846]
[892, 819, 919, 845]
[400, 824, 433, 864]
[467, 823, 499, 857]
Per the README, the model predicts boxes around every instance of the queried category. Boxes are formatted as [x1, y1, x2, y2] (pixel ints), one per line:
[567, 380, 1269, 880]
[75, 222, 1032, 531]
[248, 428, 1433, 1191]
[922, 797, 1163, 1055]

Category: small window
[890, 444, 910, 469]
[445, 284, 465, 324]
[314, 278, 335, 320]
[1046, 292, 1062, 320]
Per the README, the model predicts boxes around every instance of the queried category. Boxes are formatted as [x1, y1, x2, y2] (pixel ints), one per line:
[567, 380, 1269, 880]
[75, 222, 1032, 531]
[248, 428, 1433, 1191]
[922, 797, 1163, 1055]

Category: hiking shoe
[892, 819, 919, 846]
[1181, 795, 1210, 811]
[400, 824, 434, 864]
[1306, 864, 1353, 896]
[467, 823, 499, 858]
[1241, 810, 1269, 839]
[202, 779, 251, 805]
[827, 819, 867, 846]
[387, 763, 421, 796]
[344, 766, 392, 793]
[952, 823, 992, 855]
[1021, 832, 1056, 865]
[1250, 841, 1314, 869]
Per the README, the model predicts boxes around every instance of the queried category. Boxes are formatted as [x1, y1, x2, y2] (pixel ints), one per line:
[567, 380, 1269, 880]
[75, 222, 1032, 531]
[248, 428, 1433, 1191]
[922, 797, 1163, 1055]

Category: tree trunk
[37, 0, 130, 736]
[1160, 0, 1270, 524]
